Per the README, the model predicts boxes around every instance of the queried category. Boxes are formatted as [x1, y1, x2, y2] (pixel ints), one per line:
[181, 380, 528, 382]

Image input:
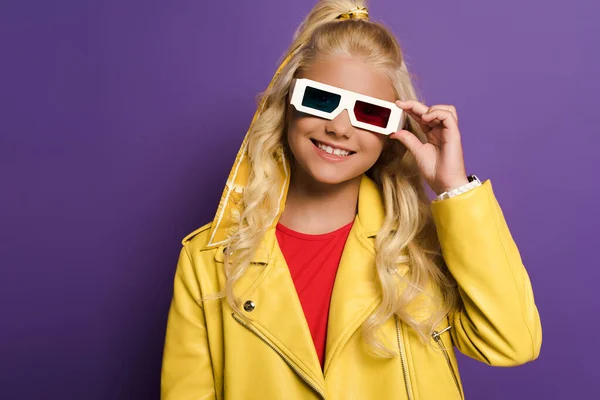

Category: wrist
[435, 174, 482, 201]
[434, 176, 470, 196]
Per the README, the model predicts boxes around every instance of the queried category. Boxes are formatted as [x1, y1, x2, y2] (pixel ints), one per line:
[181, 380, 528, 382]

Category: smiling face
[286, 55, 397, 186]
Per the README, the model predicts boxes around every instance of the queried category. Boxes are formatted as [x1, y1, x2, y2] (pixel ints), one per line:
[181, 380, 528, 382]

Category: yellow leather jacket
[161, 173, 542, 399]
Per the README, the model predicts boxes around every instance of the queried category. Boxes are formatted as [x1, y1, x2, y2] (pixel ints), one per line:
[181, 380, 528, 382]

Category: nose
[325, 109, 353, 138]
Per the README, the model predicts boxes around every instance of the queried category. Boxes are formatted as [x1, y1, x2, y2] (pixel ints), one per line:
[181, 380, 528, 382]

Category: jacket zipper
[231, 313, 326, 399]
[395, 315, 414, 400]
[432, 327, 463, 399]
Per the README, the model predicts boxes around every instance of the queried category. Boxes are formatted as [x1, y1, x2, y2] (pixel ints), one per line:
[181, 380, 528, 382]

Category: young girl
[161, 1, 542, 399]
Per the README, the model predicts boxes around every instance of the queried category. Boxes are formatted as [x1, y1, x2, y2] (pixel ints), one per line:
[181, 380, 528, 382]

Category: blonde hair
[222, 0, 461, 356]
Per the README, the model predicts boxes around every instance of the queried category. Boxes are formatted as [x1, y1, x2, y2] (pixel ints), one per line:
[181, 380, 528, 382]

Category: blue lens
[301, 86, 341, 113]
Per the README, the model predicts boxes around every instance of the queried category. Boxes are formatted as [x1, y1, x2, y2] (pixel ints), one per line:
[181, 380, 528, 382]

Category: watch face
[468, 174, 480, 183]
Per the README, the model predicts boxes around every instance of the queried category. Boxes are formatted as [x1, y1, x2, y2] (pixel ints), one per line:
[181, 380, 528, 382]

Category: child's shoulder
[181, 222, 213, 248]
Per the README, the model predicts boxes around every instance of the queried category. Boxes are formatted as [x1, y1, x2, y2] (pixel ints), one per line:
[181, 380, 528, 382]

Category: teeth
[316, 141, 351, 156]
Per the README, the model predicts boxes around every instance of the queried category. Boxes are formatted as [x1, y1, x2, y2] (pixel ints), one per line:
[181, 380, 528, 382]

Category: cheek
[286, 117, 311, 160]
[359, 133, 387, 156]
[287, 115, 322, 143]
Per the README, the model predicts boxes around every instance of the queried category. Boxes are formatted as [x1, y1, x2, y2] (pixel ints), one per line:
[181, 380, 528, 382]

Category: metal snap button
[243, 300, 255, 312]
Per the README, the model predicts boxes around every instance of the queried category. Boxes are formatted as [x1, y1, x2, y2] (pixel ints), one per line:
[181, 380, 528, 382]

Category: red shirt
[275, 221, 354, 368]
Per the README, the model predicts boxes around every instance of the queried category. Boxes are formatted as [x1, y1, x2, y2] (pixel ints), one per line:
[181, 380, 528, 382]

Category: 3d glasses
[289, 78, 404, 135]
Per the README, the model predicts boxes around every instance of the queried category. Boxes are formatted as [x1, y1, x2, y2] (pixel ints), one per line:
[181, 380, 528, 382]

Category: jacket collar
[356, 174, 385, 238]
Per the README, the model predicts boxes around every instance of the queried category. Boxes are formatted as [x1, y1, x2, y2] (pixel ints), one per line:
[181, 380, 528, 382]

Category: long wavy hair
[221, 0, 461, 356]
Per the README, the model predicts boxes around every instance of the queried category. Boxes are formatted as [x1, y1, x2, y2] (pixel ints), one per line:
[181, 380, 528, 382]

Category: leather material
[161, 175, 542, 400]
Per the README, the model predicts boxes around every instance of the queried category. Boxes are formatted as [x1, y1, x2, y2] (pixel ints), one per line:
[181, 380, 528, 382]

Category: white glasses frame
[289, 78, 404, 135]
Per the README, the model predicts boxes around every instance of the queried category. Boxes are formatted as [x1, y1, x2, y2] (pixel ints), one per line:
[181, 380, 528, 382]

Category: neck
[279, 165, 361, 235]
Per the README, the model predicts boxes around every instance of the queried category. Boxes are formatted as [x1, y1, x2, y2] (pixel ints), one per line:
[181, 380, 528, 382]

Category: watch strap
[435, 174, 482, 201]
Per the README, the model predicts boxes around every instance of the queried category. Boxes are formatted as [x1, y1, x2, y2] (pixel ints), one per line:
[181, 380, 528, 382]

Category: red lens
[353, 100, 391, 128]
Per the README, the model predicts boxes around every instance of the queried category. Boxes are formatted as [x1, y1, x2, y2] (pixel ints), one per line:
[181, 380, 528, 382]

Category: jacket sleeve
[430, 179, 542, 366]
[161, 244, 216, 399]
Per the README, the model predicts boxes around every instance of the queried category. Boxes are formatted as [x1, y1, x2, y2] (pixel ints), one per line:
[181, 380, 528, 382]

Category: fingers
[396, 100, 429, 117]
[427, 105, 457, 123]
[389, 129, 424, 155]
[421, 109, 459, 135]
[396, 100, 429, 124]
[396, 100, 458, 131]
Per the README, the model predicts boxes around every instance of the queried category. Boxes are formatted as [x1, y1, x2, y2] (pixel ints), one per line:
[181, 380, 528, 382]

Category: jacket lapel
[323, 175, 385, 376]
[229, 228, 327, 397]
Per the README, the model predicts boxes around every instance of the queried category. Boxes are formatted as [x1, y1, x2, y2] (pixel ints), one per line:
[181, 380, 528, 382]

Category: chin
[304, 164, 363, 186]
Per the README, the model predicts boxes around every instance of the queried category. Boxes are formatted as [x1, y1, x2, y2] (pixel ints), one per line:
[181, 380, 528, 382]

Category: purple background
[1, 0, 598, 399]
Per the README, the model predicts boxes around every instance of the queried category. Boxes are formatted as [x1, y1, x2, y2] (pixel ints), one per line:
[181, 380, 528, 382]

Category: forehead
[298, 55, 397, 103]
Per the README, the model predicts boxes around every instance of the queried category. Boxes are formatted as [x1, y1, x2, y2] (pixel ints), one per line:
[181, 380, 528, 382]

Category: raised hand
[390, 100, 470, 196]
